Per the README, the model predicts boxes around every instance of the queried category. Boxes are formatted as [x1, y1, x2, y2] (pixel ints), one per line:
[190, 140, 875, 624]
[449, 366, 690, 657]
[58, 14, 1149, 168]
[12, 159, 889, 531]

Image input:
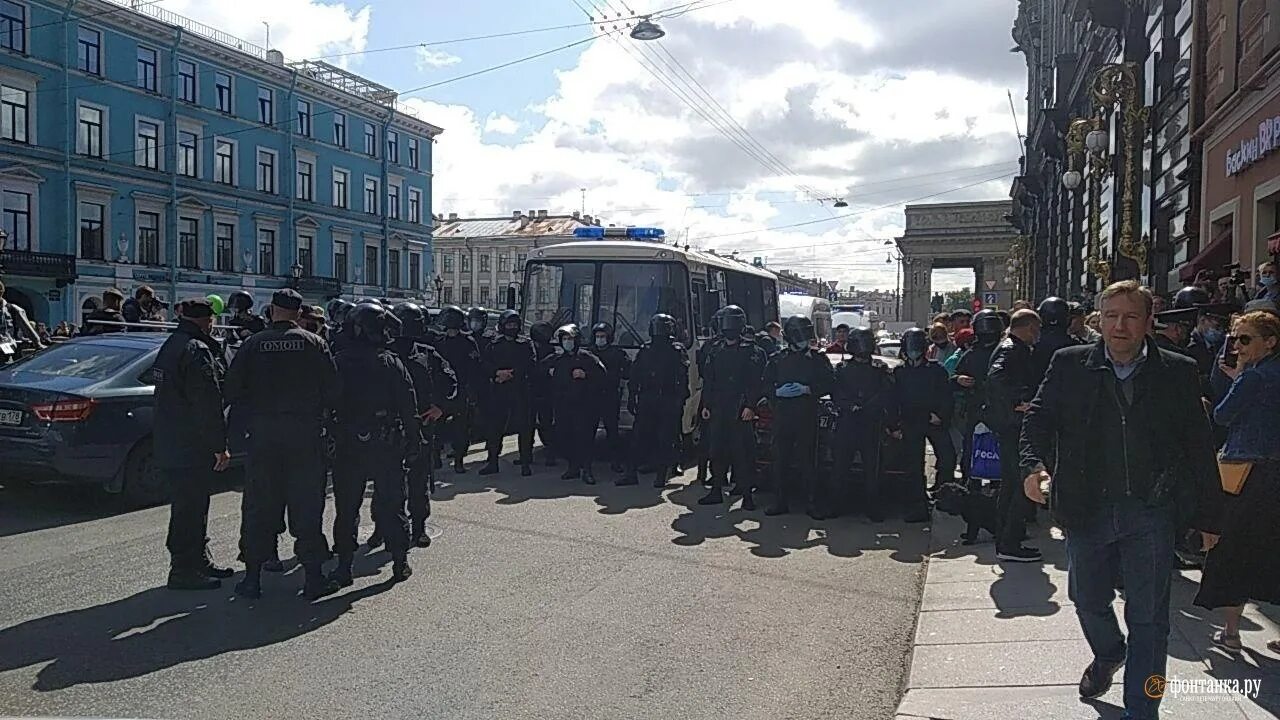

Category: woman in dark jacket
[1194, 310, 1280, 656]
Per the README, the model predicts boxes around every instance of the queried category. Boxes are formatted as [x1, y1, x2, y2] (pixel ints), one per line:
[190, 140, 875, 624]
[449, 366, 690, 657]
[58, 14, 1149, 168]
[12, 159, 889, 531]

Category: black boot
[329, 553, 354, 588]
[697, 487, 724, 505]
[412, 524, 432, 548]
[167, 566, 221, 591]
[366, 530, 385, 551]
[392, 556, 413, 582]
[610, 461, 625, 473]
[520, 464, 533, 477]
[561, 467, 580, 481]
[479, 460, 500, 476]
[262, 546, 284, 573]
[741, 488, 757, 511]
[454, 457, 467, 474]
[764, 494, 789, 516]
[303, 563, 339, 599]
[582, 468, 596, 485]
[652, 471, 667, 488]
[235, 565, 263, 599]
[727, 483, 744, 497]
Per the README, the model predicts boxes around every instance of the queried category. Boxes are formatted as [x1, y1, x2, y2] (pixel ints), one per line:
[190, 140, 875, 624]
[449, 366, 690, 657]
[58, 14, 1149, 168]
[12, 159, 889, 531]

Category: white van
[778, 294, 833, 342]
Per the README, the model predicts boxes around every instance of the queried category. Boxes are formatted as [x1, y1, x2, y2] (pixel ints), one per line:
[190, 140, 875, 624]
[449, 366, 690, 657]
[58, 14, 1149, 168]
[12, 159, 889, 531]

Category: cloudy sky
[163, 0, 1026, 292]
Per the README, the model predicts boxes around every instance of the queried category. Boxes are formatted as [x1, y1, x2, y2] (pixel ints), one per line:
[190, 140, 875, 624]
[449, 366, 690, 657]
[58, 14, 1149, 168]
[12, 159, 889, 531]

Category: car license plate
[0, 409, 22, 426]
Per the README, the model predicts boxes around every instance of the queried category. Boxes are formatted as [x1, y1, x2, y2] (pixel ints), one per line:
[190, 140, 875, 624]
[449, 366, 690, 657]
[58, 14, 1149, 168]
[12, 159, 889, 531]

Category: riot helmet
[555, 323, 581, 352]
[326, 298, 353, 329]
[901, 327, 929, 362]
[972, 309, 1004, 343]
[440, 305, 466, 332]
[1037, 297, 1069, 328]
[227, 290, 254, 314]
[467, 307, 488, 333]
[392, 302, 427, 338]
[348, 303, 392, 346]
[649, 313, 676, 343]
[1172, 285, 1211, 310]
[782, 315, 815, 351]
[718, 305, 747, 339]
[529, 321, 555, 346]
[849, 326, 877, 359]
[591, 321, 614, 349]
[498, 309, 522, 338]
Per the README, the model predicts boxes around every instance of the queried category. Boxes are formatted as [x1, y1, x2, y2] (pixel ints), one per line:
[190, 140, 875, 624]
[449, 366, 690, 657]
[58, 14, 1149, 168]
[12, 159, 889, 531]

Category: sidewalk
[895, 513, 1280, 720]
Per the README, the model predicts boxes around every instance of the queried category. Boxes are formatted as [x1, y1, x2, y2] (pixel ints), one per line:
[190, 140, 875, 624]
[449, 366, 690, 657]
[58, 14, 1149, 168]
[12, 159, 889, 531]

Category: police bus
[521, 226, 780, 431]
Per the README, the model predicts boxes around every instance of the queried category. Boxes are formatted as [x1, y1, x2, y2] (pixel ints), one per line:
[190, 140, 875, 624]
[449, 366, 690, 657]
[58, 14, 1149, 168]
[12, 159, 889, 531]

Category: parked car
[0, 333, 189, 504]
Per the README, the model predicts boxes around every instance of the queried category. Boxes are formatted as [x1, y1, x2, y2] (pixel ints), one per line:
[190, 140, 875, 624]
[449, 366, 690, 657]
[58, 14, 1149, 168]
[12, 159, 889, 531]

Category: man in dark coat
[893, 327, 954, 522]
[986, 309, 1043, 562]
[82, 288, 127, 335]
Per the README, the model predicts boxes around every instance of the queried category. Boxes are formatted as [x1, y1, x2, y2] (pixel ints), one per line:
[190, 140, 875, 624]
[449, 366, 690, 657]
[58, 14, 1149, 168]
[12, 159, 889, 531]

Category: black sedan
[0, 333, 171, 504]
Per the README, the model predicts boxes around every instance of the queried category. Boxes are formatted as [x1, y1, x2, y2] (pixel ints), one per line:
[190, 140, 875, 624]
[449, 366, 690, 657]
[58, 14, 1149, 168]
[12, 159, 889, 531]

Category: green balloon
[206, 294, 225, 315]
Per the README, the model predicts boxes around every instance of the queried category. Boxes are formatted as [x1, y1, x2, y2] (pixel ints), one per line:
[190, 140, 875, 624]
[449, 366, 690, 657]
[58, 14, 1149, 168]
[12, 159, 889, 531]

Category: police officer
[391, 302, 456, 546]
[893, 327, 955, 523]
[698, 305, 768, 506]
[1154, 307, 1197, 357]
[325, 298, 355, 354]
[225, 289, 338, 600]
[763, 315, 834, 516]
[1032, 296, 1081, 381]
[433, 306, 483, 473]
[986, 309, 1043, 563]
[479, 310, 536, 476]
[299, 305, 325, 335]
[467, 307, 492, 342]
[621, 313, 690, 488]
[227, 290, 267, 342]
[952, 309, 1004, 483]
[830, 327, 894, 520]
[154, 298, 232, 590]
[528, 321, 559, 466]
[329, 303, 421, 586]
[590, 322, 631, 472]
[1175, 285, 1232, 390]
[547, 324, 608, 483]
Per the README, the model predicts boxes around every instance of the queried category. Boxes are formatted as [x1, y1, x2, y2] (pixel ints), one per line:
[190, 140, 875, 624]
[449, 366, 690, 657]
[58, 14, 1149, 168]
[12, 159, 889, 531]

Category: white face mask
[594, 336, 608, 348]
[561, 339, 576, 352]
[468, 320, 483, 332]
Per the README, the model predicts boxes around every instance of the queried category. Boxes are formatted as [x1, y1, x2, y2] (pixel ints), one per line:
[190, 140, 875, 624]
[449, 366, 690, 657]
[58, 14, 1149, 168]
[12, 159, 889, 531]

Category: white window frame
[362, 243, 380, 286]
[333, 234, 350, 283]
[177, 58, 197, 103]
[363, 175, 379, 215]
[386, 129, 399, 163]
[134, 115, 163, 170]
[257, 86, 274, 125]
[0, 68, 37, 145]
[295, 149, 316, 202]
[73, 182, 113, 261]
[77, 25, 102, 76]
[177, 214, 200, 269]
[136, 44, 158, 93]
[0, 0, 29, 54]
[296, 231, 314, 276]
[175, 117, 203, 179]
[134, 198, 165, 265]
[212, 209, 237, 273]
[296, 98, 311, 138]
[255, 147, 278, 194]
[214, 71, 234, 114]
[254, 222, 279, 275]
[408, 137, 419, 170]
[75, 100, 108, 158]
[364, 122, 377, 157]
[407, 187, 422, 223]
[332, 167, 349, 209]
[333, 111, 347, 148]
[213, 136, 237, 186]
[387, 182, 400, 220]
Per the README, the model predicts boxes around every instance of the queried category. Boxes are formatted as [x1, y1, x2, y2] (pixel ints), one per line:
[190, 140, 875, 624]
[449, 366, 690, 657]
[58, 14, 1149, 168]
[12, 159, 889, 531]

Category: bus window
[725, 271, 768, 328]
[598, 262, 689, 347]
[762, 279, 779, 323]
[525, 261, 595, 328]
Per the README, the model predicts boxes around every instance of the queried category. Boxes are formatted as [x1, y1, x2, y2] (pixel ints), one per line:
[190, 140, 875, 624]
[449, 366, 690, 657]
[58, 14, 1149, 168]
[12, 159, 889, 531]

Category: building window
[297, 234, 313, 276]
[178, 59, 196, 102]
[0, 84, 28, 143]
[388, 249, 401, 288]
[407, 188, 421, 223]
[256, 148, 276, 193]
[178, 130, 198, 178]
[498, 253, 510, 272]
[364, 123, 376, 156]
[178, 217, 198, 269]
[297, 99, 311, 137]
[479, 253, 490, 272]
[442, 254, 454, 273]
[409, 252, 421, 290]
[135, 119, 159, 169]
[296, 159, 313, 201]
[517, 252, 527, 269]
[215, 72, 232, 113]
[137, 210, 160, 264]
[408, 138, 419, 170]
[79, 201, 104, 259]
[0, 0, 26, 53]
[479, 286, 490, 306]
[460, 251, 471, 273]
[461, 286, 472, 304]
[257, 228, 275, 275]
[215, 222, 234, 272]
[1, 191, 29, 250]
[334, 240, 348, 282]
[214, 139, 234, 185]
[386, 130, 399, 163]
[364, 177, 378, 214]
[77, 104, 103, 157]
[364, 245, 379, 286]
[258, 87, 273, 124]
[442, 286, 453, 303]
[388, 184, 400, 220]
[333, 112, 346, 147]
[77, 27, 100, 75]
[332, 169, 349, 209]
[136, 46, 157, 92]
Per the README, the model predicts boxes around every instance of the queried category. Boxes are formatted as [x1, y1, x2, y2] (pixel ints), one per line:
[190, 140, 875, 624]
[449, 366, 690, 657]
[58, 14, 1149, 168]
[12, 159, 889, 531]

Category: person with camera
[1193, 310, 1280, 658]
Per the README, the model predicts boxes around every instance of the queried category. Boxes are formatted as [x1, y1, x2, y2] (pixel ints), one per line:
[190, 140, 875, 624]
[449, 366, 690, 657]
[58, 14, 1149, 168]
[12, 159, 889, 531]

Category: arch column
[901, 255, 933, 326]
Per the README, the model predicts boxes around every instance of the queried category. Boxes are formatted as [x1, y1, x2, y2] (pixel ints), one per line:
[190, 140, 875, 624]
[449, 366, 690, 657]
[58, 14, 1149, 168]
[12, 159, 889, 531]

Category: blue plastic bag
[970, 423, 1002, 481]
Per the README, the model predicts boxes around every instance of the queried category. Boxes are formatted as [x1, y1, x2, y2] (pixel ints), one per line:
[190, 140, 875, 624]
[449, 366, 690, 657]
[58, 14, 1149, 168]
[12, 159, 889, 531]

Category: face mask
[594, 336, 608, 348]
[469, 320, 484, 332]
[446, 328, 459, 336]
[502, 324, 519, 338]
[561, 339, 576, 352]
[906, 349, 925, 362]
[1203, 328, 1225, 346]
[1261, 276, 1277, 288]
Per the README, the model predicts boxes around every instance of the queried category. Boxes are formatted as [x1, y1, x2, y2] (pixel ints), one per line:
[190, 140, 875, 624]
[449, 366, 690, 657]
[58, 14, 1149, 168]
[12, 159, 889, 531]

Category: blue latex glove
[775, 382, 811, 398]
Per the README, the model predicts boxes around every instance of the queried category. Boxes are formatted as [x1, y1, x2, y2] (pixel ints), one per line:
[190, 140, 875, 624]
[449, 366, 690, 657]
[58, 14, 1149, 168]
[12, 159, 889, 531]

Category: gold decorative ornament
[1092, 62, 1149, 277]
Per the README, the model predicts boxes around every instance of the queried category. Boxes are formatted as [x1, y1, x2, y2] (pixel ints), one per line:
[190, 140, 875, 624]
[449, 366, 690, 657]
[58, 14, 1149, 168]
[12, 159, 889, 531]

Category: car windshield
[9, 342, 144, 380]
[524, 260, 690, 347]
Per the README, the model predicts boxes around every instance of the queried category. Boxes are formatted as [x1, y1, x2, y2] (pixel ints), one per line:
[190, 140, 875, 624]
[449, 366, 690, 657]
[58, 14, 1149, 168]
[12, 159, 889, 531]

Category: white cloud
[157, 0, 370, 65]
[483, 113, 521, 135]
[416, 47, 462, 70]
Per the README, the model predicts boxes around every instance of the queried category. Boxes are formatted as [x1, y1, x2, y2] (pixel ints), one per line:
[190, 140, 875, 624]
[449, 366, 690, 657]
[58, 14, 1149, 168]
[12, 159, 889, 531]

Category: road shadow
[0, 551, 396, 692]
[0, 483, 126, 538]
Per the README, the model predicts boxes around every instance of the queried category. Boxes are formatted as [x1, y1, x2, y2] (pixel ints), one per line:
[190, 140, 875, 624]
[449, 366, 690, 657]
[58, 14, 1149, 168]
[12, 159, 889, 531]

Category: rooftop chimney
[512, 210, 522, 218]
[266, 49, 285, 66]
[572, 211, 581, 219]
[527, 210, 536, 220]
[537, 209, 548, 218]
[447, 212, 458, 221]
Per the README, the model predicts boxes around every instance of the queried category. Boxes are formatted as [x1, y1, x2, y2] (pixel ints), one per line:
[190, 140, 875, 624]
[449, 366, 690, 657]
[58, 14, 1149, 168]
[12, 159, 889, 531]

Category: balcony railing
[0, 250, 78, 284]
[295, 275, 342, 298]
[103, 0, 268, 61]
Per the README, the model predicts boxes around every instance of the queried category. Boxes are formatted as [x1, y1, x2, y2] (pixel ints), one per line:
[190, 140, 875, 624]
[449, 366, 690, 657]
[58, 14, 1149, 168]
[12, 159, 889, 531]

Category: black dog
[934, 479, 1000, 544]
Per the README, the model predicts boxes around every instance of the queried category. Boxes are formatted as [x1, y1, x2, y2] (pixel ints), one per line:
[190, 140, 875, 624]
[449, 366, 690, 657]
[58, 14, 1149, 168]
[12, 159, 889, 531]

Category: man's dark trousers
[1065, 498, 1175, 720]
[995, 430, 1032, 551]
[241, 422, 329, 566]
[333, 439, 410, 556]
[165, 465, 215, 570]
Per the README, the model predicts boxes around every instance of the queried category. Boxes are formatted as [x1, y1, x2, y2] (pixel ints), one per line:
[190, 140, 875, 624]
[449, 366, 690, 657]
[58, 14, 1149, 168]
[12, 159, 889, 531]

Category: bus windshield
[524, 260, 690, 347]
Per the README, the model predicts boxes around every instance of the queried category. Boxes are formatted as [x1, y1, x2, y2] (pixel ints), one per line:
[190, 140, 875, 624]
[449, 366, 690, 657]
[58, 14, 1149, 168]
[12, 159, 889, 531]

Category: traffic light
[971, 297, 983, 312]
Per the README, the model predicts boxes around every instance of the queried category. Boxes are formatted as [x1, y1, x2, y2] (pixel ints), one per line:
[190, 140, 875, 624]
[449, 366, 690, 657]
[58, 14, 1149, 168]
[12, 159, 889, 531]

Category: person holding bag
[1194, 310, 1280, 656]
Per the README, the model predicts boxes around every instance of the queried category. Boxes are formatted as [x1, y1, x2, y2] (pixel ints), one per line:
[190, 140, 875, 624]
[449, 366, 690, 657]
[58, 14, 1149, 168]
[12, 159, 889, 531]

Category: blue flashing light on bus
[573, 226, 667, 240]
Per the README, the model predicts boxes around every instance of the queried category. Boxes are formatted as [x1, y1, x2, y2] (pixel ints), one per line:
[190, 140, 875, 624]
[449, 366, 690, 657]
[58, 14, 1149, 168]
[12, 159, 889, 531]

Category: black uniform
[153, 318, 228, 580]
[481, 333, 537, 469]
[893, 359, 955, 517]
[434, 330, 483, 469]
[229, 312, 268, 341]
[592, 341, 632, 469]
[1030, 325, 1080, 382]
[701, 340, 768, 496]
[830, 358, 894, 518]
[953, 339, 1000, 481]
[391, 337, 458, 539]
[225, 320, 338, 574]
[549, 348, 608, 480]
[763, 347, 835, 514]
[985, 334, 1039, 554]
[625, 338, 690, 485]
[332, 342, 420, 559]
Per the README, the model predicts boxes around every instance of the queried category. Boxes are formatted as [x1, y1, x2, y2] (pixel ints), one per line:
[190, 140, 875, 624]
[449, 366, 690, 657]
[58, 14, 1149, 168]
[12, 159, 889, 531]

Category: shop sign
[1226, 115, 1280, 176]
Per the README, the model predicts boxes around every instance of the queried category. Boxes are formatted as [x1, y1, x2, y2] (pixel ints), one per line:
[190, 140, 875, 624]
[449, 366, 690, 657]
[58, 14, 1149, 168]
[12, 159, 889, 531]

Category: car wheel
[121, 440, 164, 507]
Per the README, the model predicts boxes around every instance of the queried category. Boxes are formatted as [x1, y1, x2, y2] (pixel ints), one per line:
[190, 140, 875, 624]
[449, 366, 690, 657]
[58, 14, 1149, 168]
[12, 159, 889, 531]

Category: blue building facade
[0, 0, 441, 325]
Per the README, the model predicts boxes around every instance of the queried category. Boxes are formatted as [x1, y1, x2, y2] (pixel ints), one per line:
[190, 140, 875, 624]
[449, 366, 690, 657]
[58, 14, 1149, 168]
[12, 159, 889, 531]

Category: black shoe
[201, 563, 234, 579]
[303, 565, 339, 599]
[741, 491, 756, 511]
[652, 473, 666, 488]
[727, 484, 744, 497]
[583, 471, 596, 485]
[996, 545, 1043, 563]
[616, 474, 639, 486]
[561, 468, 580, 481]
[366, 532, 385, 551]
[610, 462, 625, 473]
[234, 574, 262, 599]
[329, 555, 354, 588]
[1078, 658, 1123, 699]
[262, 557, 285, 573]
[412, 527, 432, 548]
[167, 569, 221, 591]
[512, 457, 525, 466]
[454, 459, 467, 474]
[764, 502, 789, 516]
[479, 462, 499, 476]
[392, 559, 413, 582]
[520, 465, 532, 477]
[697, 489, 724, 505]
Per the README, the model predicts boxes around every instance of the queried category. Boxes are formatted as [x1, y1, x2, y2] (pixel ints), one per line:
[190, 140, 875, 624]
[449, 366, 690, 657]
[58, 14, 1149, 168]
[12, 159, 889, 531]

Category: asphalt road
[0, 447, 929, 720]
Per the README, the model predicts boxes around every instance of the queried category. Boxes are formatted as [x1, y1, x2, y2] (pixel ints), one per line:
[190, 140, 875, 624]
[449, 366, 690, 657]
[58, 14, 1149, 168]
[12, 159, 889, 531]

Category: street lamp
[1061, 170, 1083, 191]
[1085, 128, 1109, 155]
[630, 16, 665, 41]
[289, 262, 303, 289]
[433, 274, 444, 305]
